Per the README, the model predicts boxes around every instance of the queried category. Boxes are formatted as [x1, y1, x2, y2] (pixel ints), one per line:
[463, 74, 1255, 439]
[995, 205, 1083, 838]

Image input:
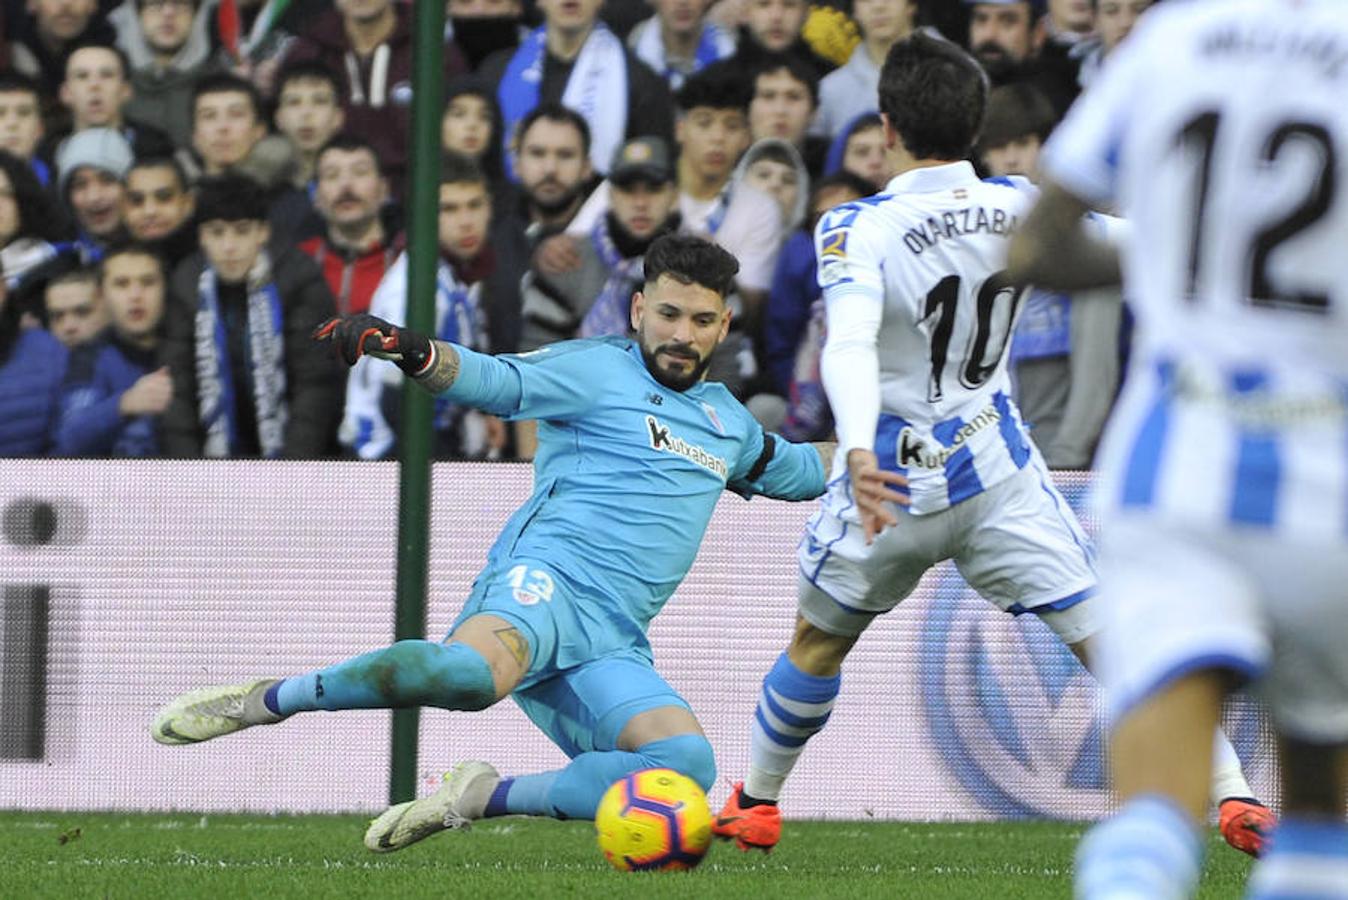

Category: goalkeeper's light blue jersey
[442, 337, 825, 648]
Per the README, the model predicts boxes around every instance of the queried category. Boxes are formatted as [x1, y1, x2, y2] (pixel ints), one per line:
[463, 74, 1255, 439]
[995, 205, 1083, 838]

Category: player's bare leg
[715, 614, 858, 852]
[1066, 636, 1274, 857]
[152, 614, 524, 745]
[1075, 670, 1226, 899]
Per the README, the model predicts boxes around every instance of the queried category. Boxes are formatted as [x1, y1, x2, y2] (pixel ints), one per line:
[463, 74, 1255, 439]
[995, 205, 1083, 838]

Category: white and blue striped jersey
[815, 161, 1036, 515]
[1042, 0, 1348, 538]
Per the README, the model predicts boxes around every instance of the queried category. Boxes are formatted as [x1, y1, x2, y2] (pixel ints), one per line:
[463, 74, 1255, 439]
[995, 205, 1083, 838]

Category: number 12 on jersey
[920, 271, 1026, 403]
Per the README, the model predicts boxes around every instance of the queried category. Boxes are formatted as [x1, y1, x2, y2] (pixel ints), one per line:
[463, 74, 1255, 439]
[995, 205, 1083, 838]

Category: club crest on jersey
[645, 415, 728, 479]
[701, 402, 726, 435]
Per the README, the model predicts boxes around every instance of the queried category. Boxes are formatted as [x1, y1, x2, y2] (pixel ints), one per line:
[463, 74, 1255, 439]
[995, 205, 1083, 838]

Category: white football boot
[151, 679, 283, 745]
[364, 761, 501, 853]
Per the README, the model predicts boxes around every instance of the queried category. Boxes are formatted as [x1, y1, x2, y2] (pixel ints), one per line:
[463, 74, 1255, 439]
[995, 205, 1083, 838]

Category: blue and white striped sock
[1075, 794, 1204, 900]
[744, 652, 840, 802]
[1247, 817, 1348, 900]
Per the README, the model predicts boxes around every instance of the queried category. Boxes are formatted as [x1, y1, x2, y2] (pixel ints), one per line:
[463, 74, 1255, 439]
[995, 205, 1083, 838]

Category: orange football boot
[712, 782, 782, 852]
[1219, 798, 1276, 857]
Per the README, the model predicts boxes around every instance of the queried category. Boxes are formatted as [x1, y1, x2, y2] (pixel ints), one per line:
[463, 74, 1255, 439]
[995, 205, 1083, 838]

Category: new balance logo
[647, 393, 664, 406]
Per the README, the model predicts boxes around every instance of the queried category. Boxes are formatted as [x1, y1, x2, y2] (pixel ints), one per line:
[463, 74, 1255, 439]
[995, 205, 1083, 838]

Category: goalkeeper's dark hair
[643, 234, 740, 300]
[195, 173, 269, 224]
[878, 31, 987, 161]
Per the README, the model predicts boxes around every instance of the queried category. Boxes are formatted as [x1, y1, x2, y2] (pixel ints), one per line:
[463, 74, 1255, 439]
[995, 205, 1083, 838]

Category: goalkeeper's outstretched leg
[151, 615, 524, 744]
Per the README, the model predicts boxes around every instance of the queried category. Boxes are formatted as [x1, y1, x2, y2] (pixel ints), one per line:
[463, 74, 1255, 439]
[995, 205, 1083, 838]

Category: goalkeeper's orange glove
[312, 314, 434, 375]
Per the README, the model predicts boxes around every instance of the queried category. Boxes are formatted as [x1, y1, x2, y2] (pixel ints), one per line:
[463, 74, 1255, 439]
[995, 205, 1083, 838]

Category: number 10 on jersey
[921, 271, 1026, 403]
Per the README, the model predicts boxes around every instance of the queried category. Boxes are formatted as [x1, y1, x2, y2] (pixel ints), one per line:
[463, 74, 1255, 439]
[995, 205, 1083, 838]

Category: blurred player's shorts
[1095, 516, 1348, 742]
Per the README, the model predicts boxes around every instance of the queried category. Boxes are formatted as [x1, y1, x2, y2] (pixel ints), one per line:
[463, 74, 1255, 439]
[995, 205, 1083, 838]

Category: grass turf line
[2, 812, 1252, 899]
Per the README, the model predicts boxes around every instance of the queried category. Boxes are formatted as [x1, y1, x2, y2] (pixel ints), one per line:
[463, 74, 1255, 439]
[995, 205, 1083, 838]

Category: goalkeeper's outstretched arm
[313, 315, 522, 416]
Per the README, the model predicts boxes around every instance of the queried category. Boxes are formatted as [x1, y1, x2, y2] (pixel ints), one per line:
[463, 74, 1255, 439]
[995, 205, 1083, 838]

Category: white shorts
[798, 460, 1100, 644]
[1095, 516, 1348, 743]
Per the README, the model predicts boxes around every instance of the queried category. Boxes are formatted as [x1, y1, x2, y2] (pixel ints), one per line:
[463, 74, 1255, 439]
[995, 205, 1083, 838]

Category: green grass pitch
[3, 811, 1252, 899]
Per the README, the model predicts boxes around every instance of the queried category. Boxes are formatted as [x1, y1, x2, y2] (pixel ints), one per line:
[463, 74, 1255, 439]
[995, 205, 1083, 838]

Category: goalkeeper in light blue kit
[150, 234, 860, 853]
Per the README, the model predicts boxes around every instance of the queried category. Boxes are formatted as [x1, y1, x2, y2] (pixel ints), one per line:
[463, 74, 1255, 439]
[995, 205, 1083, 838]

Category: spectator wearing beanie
[56, 126, 133, 262]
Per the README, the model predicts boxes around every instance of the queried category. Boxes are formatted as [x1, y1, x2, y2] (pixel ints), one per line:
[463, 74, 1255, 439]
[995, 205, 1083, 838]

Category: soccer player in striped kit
[1012, 1, 1348, 897]
[713, 31, 1272, 858]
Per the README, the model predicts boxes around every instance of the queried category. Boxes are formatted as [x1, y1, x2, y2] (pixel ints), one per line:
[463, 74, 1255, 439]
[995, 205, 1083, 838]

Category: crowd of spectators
[0, 0, 1151, 464]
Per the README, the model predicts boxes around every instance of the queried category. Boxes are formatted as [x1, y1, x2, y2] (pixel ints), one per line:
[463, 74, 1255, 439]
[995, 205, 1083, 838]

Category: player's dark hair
[643, 233, 740, 299]
[127, 155, 190, 190]
[64, 41, 131, 82]
[752, 51, 820, 110]
[274, 60, 345, 107]
[191, 72, 264, 125]
[195, 173, 269, 224]
[878, 32, 987, 161]
[515, 102, 591, 157]
[315, 132, 383, 174]
[978, 83, 1058, 152]
[676, 60, 753, 114]
[439, 151, 487, 189]
[98, 242, 167, 284]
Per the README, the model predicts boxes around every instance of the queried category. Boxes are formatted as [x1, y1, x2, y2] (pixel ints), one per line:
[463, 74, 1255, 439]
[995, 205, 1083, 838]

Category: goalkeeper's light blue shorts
[449, 556, 691, 756]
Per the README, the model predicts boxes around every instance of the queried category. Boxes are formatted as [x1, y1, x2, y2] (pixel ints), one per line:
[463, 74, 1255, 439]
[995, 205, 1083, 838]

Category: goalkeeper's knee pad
[638, 733, 717, 793]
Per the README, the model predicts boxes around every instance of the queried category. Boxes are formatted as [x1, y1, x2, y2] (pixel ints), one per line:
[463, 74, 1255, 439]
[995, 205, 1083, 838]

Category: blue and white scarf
[194, 252, 288, 458]
[498, 24, 628, 180]
[431, 261, 480, 434]
[580, 217, 643, 338]
[631, 17, 735, 91]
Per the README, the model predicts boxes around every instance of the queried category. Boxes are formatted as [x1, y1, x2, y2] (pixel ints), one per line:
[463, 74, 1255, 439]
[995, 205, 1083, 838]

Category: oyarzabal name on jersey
[646, 415, 729, 479]
[897, 407, 1001, 469]
[903, 207, 1018, 256]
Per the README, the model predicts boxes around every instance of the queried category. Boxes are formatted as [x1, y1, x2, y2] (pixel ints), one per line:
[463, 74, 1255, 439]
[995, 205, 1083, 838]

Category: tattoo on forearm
[813, 441, 837, 474]
[493, 627, 529, 671]
[414, 340, 461, 394]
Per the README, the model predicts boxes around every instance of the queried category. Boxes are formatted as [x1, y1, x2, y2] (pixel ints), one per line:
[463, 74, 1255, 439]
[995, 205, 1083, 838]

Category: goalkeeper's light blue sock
[1075, 794, 1203, 900]
[744, 651, 839, 802]
[1247, 816, 1348, 899]
[490, 734, 716, 820]
[271, 640, 496, 715]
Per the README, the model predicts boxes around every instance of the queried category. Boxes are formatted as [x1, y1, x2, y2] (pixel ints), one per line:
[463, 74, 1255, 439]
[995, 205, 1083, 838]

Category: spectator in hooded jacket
[111, 0, 224, 150]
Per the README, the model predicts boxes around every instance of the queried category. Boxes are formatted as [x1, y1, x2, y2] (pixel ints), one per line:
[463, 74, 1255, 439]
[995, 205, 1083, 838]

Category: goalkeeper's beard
[639, 339, 714, 392]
